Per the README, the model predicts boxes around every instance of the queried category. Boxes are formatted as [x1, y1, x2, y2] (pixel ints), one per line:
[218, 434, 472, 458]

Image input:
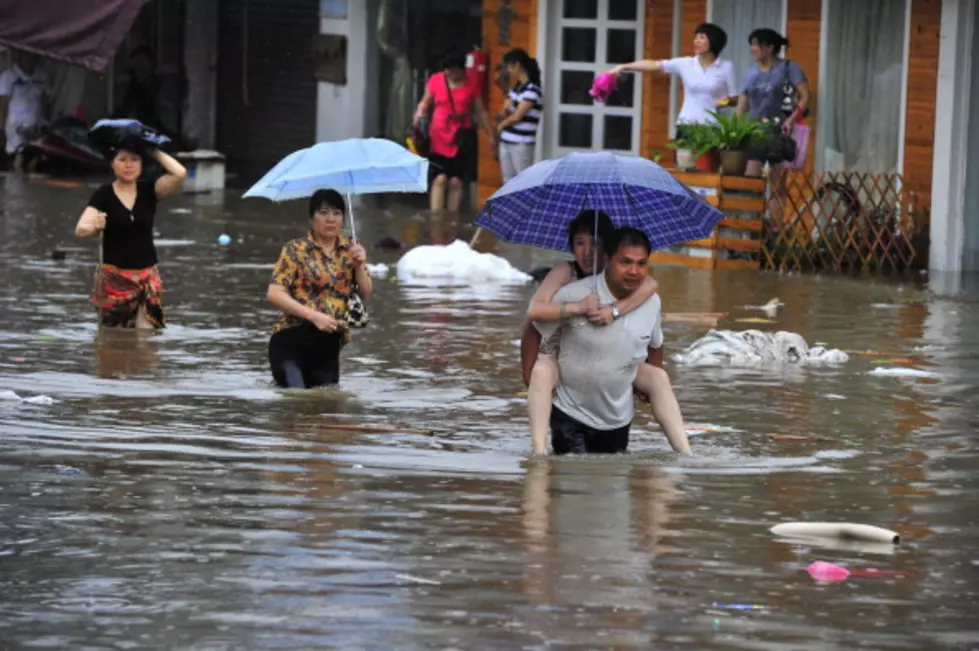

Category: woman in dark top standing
[74, 146, 188, 329]
[736, 28, 810, 176]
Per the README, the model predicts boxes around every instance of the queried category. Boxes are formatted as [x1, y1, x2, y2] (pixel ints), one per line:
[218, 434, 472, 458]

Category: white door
[543, 0, 646, 159]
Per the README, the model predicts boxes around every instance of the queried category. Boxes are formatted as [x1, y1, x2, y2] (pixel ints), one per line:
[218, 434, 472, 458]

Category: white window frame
[540, 0, 647, 159]
[815, 0, 912, 173]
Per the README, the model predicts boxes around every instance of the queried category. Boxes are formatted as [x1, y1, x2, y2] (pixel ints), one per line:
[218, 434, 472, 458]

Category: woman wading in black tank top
[74, 146, 187, 329]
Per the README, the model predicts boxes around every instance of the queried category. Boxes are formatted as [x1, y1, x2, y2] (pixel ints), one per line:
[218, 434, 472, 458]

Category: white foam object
[869, 367, 941, 379]
[771, 522, 900, 544]
[673, 329, 849, 366]
[396, 240, 531, 285]
[0, 390, 55, 405]
[366, 263, 389, 277]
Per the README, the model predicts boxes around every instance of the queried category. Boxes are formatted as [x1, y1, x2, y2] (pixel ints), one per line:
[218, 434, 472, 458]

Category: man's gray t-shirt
[741, 59, 806, 120]
[534, 274, 663, 431]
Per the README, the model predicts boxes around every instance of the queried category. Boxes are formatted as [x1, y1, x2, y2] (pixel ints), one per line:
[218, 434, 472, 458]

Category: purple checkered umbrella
[474, 151, 723, 253]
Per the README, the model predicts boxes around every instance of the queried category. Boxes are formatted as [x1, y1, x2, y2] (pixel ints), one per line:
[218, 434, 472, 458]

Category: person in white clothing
[0, 50, 49, 172]
[607, 23, 736, 136]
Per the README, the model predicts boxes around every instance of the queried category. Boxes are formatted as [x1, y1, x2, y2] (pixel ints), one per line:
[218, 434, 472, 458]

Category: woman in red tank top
[412, 51, 493, 214]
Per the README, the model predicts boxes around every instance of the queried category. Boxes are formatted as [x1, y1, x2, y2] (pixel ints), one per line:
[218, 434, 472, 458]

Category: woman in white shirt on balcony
[607, 23, 737, 139]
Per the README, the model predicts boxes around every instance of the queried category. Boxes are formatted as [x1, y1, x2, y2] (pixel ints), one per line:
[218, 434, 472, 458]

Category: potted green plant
[668, 123, 718, 171]
[674, 122, 721, 172]
[708, 110, 769, 176]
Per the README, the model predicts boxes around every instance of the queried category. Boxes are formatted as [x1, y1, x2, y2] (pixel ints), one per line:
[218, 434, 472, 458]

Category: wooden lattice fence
[762, 171, 924, 273]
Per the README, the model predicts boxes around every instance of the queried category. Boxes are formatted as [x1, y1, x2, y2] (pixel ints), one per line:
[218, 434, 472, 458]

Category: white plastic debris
[366, 263, 390, 277]
[673, 329, 849, 367]
[0, 390, 55, 405]
[869, 367, 941, 379]
[396, 240, 531, 285]
[743, 297, 783, 319]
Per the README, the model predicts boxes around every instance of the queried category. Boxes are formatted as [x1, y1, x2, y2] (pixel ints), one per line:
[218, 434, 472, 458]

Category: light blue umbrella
[243, 137, 429, 240]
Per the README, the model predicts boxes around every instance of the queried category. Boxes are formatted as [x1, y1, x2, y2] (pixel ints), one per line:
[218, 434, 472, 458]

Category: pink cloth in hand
[589, 73, 618, 103]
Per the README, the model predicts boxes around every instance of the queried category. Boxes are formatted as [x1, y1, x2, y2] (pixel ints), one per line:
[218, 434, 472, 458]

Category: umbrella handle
[593, 209, 599, 293]
[346, 192, 357, 242]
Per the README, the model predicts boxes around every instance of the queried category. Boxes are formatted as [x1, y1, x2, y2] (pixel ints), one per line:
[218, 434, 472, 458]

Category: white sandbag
[770, 522, 900, 544]
[674, 329, 849, 367]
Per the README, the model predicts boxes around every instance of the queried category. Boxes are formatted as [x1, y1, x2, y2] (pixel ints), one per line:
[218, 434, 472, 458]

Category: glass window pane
[608, 0, 638, 21]
[818, 0, 906, 172]
[562, 27, 597, 63]
[605, 73, 635, 108]
[560, 70, 596, 105]
[564, 0, 598, 19]
[709, 0, 784, 91]
[603, 116, 633, 150]
[560, 114, 593, 148]
[606, 29, 637, 64]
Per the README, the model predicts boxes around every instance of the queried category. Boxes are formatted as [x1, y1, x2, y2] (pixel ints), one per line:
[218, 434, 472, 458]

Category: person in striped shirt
[496, 49, 543, 183]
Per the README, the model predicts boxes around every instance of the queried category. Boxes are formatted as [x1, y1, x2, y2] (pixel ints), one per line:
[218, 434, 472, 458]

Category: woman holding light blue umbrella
[243, 137, 429, 389]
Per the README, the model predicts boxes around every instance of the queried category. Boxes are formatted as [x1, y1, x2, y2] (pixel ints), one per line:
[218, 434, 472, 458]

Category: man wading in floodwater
[533, 227, 674, 455]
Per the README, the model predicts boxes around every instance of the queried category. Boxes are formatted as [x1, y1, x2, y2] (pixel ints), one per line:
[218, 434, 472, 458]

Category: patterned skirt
[92, 264, 165, 329]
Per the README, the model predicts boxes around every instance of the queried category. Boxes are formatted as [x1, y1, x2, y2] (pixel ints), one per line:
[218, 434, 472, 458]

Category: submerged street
[0, 175, 977, 649]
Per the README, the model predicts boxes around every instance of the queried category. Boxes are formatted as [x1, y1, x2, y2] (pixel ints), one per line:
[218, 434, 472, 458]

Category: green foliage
[665, 122, 718, 157]
[707, 111, 770, 151]
[666, 112, 772, 155]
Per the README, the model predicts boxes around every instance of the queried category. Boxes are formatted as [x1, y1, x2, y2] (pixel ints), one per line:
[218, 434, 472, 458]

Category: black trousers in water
[550, 407, 631, 455]
[268, 323, 344, 389]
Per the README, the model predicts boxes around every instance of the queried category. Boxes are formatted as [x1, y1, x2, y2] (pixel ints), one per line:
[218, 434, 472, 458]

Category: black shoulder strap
[443, 73, 462, 120]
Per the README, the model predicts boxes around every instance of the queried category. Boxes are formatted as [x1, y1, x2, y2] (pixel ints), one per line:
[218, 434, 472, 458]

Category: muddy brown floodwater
[1, 173, 977, 649]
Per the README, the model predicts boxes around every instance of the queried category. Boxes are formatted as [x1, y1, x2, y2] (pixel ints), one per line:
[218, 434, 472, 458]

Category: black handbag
[444, 74, 477, 158]
[412, 117, 431, 157]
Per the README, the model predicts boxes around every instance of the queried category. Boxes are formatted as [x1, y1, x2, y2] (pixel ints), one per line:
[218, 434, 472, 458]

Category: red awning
[0, 0, 146, 72]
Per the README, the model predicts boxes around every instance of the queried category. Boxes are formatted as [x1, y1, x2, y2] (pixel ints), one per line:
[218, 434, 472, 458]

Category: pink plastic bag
[589, 73, 618, 103]
[780, 123, 810, 171]
[807, 561, 850, 582]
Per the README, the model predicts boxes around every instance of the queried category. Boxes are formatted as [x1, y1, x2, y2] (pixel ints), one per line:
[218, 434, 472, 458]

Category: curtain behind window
[820, 0, 906, 173]
[710, 0, 784, 90]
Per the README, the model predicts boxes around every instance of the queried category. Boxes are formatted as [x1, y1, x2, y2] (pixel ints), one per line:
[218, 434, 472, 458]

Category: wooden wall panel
[676, 0, 708, 125]
[642, 0, 678, 166]
[903, 0, 941, 213]
[476, 0, 537, 208]
[681, 0, 707, 56]
[785, 0, 822, 173]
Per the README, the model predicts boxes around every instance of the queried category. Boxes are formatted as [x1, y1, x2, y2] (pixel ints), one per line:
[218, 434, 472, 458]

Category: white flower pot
[676, 148, 695, 170]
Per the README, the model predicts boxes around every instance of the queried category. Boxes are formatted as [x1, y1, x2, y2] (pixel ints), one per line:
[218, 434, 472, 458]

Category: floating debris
[395, 574, 442, 586]
[674, 330, 849, 367]
[869, 367, 941, 379]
